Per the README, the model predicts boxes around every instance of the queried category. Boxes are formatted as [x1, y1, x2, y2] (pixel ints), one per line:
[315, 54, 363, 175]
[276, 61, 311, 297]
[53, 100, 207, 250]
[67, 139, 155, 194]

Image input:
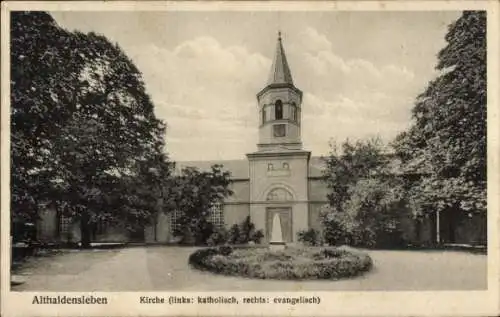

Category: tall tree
[10, 12, 171, 247]
[51, 31, 170, 247]
[10, 12, 84, 223]
[393, 11, 486, 215]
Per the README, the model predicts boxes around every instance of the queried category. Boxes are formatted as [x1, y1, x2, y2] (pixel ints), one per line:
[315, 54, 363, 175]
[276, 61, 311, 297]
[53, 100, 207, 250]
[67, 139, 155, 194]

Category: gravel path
[12, 246, 487, 291]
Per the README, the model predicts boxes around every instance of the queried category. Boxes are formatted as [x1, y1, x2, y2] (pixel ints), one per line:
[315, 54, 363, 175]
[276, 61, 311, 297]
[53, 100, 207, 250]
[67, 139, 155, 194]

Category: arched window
[268, 163, 274, 171]
[291, 103, 297, 121]
[266, 188, 293, 201]
[262, 108, 266, 124]
[275, 100, 283, 120]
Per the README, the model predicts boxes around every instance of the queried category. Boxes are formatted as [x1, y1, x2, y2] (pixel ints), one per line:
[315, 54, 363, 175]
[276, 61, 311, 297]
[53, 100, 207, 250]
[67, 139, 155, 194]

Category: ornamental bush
[206, 227, 229, 246]
[321, 179, 412, 248]
[188, 246, 372, 280]
[297, 228, 323, 246]
[209, 216, 264, 246]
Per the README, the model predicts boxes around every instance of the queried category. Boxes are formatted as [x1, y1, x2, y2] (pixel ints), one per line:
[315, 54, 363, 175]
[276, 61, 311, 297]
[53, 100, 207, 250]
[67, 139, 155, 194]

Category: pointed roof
[267, 32, 294, 85]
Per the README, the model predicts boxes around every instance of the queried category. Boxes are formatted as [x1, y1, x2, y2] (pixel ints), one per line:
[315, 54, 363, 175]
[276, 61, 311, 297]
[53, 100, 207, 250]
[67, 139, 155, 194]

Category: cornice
[247, 150, 311, 160]
[256, 83, 303, 100]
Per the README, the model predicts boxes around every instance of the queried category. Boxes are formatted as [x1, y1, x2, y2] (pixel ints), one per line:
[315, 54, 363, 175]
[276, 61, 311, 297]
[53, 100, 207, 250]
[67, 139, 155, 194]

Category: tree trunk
[80, 210, 91, 248]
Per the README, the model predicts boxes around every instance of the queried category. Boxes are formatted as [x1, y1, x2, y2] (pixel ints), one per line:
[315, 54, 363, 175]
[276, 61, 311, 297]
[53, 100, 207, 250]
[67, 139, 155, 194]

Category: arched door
[265, 187, 293, 243]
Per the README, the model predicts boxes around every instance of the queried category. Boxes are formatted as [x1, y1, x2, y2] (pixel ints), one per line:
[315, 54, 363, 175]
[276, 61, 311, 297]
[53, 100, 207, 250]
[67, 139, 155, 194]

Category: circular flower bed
[188, 245, 373, 280]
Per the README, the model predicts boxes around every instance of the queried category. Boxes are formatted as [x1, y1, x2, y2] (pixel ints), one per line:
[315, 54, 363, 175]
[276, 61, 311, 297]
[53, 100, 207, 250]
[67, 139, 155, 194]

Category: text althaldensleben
[32, 295, 107, 304]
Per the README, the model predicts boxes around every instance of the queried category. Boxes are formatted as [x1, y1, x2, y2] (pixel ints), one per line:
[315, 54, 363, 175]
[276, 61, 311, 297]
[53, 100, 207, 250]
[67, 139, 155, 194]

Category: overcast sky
[51, 11, 461, 161]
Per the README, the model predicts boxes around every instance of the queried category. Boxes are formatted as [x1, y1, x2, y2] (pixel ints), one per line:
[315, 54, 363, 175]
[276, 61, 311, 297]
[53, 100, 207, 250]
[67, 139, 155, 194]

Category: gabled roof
[267, 32, 294, 86]
[308, 156, 327, 178]
[175, 156, 328, 180]
[175, 160, 249, 179]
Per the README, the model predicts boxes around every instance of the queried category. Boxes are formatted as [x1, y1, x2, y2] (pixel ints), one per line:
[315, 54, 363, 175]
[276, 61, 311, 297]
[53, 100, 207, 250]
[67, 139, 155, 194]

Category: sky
[51, 10, 461, 161]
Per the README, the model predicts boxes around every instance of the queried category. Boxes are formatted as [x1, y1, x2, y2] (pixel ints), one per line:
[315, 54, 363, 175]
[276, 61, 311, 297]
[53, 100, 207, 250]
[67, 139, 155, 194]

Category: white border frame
[1, 1, 499, 316]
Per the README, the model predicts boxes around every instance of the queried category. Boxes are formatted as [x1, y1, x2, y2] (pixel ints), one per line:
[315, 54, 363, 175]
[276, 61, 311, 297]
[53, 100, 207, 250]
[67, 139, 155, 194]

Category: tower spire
[267, 31, 294, 85]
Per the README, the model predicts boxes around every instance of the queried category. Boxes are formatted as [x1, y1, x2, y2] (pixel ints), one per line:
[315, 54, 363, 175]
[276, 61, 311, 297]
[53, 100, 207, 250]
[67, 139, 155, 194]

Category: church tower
[257, 32, 303, 151]
[247, 32, 310, 244]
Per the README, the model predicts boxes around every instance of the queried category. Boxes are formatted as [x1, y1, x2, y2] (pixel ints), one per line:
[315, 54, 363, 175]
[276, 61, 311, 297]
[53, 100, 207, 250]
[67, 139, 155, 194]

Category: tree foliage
[11, 12, 82, 222]
[323, 138, 387, 211]
[169, 165, 233, 244]
[10, 12, 171, 246]
[393, 11, 486, 215]
[322, 138, 411, 247]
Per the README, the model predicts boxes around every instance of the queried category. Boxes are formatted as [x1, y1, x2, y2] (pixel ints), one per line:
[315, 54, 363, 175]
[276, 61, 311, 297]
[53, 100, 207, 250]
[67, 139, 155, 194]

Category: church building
[33, 33, 486, 247]
[175, 32, 328, 243]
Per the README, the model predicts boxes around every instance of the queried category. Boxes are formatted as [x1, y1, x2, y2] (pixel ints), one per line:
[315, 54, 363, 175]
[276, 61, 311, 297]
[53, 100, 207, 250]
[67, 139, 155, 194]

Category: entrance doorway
[266, 207, 292, 243]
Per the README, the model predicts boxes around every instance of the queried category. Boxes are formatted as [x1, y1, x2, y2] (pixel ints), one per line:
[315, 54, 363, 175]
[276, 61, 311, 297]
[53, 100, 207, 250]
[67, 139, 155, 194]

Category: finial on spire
[267, 30, 294, 85]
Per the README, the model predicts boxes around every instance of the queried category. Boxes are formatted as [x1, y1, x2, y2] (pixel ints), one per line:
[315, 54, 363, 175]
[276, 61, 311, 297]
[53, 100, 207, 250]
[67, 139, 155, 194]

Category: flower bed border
[188, 246, 373, 280]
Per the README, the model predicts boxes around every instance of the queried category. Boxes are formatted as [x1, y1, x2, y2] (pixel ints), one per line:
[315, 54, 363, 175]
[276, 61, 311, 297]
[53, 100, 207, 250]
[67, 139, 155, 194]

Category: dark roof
[267, 32, 294, 86]
[309, 156, 327, 178]
[175, 160, 249, 179]
[175, 156, 327, 179]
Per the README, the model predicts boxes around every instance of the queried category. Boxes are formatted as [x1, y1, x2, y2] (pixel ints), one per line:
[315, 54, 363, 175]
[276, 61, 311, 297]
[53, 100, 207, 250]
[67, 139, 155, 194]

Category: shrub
[188, 246, 373, 280]
[175, 212, 266, 246]
[321, 179, 412, 248]
[192, 218, 215, 246]
[297, 228, 322, 246]
[343, 178, 411, 248]
[320, 207, 356, 246]
[250, 230, 264, 244]
[227, 216, 264, 245]
[311, 248, 350, 260]
[218, 245, 233, 256]
[228, 224, 241, 244]
[207, 227, 229, 246]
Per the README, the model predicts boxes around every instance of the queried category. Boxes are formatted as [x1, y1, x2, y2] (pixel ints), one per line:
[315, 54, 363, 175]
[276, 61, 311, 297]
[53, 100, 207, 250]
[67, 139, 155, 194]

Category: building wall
[308, 178, 329, 201]
[156, 212, 172, 243]
[248, 152, 310, 242]
[226, 180, 250, 203]
[399, 215, 418, 243]
[291, 202, 309, 241]
[66, 221, 129, 243]
[307, 178, 329, 233]
[37, 207, 58, 241]
[418, 216, 435, 245]
[455, 213, 487, 245]
[308, 202, 326, 232]
[94, 225, 128, 242]
[224, 203, 250, 227]
[68, 222, 81, 243]
[446, 212, 487, 245]
[33, 171, 484, 247]
[222, 179, 251, 227]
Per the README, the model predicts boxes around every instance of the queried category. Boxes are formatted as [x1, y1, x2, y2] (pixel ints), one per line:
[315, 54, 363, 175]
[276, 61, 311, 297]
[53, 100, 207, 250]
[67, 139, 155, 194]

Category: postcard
[1, 1, 499, 316]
